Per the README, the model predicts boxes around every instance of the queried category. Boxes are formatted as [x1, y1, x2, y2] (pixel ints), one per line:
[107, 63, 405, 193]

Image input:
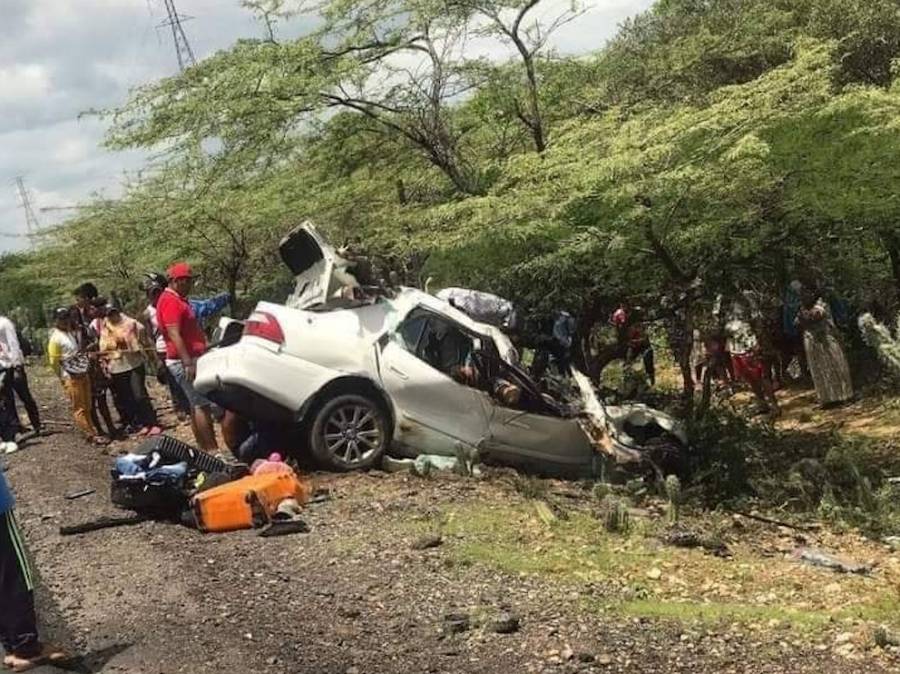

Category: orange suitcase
[192, 472, 311, 533]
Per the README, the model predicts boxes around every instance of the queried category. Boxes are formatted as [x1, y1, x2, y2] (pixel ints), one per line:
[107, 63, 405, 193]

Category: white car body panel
[280, 223, 360, 310]
[196, 222, 687, 475]
[380, 338, 490, 454]
[195, 339, 339, 414]
[477, 392, 595, 470]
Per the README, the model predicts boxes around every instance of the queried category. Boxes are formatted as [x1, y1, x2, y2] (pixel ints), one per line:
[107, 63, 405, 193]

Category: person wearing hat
[99, 301, 161, 437]
[142, 272, 230, 423]
[156, 263, 218, 450]
[47, 308, 107, 445]
[142, 274, 190, 422]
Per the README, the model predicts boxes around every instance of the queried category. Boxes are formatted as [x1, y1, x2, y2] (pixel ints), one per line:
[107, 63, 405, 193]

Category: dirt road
[3, 373, 898, 673]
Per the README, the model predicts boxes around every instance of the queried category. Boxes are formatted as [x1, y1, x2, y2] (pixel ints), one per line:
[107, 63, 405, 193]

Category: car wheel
[309, 394, 389, 471]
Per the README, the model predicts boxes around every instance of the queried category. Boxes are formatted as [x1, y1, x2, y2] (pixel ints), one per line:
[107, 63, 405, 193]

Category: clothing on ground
[0, 510, 40, 658]
[157, 288, 207, 361]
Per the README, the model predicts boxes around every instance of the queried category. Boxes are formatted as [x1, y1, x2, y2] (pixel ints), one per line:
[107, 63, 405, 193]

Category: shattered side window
[418, 316, 475, 376]
[394, 311, 429, 353]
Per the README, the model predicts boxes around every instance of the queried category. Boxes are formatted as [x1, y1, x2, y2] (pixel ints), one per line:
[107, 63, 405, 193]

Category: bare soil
[4, 372, 899, 674]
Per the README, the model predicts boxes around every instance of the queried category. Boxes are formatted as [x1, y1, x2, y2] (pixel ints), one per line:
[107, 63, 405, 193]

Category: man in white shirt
[0, 315, 41, 434]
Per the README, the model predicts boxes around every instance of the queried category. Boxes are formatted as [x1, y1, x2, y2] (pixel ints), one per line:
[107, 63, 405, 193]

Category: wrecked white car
[196, 223, 688, 477]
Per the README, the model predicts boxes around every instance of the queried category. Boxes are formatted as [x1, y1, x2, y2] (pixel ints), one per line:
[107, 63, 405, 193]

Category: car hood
[279, 222, 359, 310]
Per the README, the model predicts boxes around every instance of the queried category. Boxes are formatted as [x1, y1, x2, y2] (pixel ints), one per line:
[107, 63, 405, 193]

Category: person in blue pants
[0, 471, 65, 671]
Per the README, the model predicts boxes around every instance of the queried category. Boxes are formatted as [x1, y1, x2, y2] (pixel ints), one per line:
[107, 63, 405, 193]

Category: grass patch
[611, 599, 832, 629]
[403, 500, 900, 631]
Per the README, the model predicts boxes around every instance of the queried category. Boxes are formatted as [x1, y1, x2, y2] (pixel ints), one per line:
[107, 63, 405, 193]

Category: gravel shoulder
[3, 371, 899, 674]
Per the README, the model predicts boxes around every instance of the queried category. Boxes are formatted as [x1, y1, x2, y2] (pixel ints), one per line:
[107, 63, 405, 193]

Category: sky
[0, 0, 652, 254]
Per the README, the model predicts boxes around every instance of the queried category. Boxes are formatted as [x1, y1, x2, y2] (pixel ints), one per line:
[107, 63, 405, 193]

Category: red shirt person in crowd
[156, 263, 219, 450]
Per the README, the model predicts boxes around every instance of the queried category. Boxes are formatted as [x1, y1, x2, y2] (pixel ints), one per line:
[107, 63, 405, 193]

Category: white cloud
[0, 64, 52, 103]
[0, 0, 653, 254]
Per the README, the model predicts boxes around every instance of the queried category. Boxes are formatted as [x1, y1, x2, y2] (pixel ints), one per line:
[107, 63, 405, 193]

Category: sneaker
[2, 442, 19, 455]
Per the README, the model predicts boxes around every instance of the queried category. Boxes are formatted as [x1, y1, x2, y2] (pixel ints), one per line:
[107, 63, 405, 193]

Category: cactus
[592, 482, 611, 502]
[604, 498, 631, 534]
[665, 475, 682, 524]
[858, 312, 900, 378]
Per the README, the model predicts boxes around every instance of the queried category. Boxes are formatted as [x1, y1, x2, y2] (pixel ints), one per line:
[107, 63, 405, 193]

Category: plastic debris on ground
[792, 546, 872, 575]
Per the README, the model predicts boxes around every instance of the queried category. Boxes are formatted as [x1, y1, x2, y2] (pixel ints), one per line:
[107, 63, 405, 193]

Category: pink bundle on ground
[250, 453, 295, 476]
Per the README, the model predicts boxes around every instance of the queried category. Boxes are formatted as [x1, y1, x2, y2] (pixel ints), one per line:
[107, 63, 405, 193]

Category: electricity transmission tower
[160, 0, 196, 72]
[14, 177, 40, 248]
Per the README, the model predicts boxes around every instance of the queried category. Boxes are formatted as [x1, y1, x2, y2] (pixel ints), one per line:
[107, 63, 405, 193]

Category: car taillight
[244, 311, 285, 345]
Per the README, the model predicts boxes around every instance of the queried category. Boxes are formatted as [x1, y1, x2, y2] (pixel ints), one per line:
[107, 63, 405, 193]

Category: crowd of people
[606, 281, 856, 417]
[0, 263, 235, 671]
[0, 263, 230, 456]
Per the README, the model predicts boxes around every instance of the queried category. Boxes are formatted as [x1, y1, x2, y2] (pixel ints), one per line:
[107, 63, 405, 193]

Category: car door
[471, 358, 597, 477]
[378, 309, 490, 455]
[478, 397, 596, 477]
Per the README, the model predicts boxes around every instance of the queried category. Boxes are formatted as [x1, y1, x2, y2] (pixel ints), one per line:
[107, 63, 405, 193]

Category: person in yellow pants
[47, 308, 108, 446]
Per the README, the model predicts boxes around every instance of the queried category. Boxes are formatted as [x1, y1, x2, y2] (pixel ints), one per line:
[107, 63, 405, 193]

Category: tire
[309, 393, 389, 471]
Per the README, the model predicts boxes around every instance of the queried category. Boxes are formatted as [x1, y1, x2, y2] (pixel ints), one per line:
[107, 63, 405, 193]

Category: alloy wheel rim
[323, 403, 382, 465]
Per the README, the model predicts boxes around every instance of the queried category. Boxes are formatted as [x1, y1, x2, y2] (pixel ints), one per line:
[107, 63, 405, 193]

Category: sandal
[4, 645, 68, 672]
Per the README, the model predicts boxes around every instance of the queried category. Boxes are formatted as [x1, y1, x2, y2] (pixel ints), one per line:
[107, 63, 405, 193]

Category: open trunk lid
[279, 222, 359, 310]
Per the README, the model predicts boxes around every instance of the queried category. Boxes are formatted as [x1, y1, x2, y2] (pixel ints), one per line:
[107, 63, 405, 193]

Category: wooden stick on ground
[731, 510, 817, 532]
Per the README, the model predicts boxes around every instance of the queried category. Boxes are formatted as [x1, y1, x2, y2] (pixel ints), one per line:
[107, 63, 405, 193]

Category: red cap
[167, 262, 194, 280]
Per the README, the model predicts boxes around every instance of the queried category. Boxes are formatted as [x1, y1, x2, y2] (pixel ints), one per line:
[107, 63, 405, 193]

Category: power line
[159, 0, 197, 72]
[39, 205, 83, 212]
[14, 177, 40, 249]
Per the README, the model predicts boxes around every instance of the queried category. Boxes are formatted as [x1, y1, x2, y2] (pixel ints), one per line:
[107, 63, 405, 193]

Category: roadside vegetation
[4, 1, 900, 530]
[394, 480, 900, 638]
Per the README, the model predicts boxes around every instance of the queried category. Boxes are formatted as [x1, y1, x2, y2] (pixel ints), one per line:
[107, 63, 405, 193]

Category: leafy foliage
[3, 0, 900, 363]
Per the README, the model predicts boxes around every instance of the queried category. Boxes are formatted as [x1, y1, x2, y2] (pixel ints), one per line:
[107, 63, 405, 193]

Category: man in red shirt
[157, 263, 218, 450]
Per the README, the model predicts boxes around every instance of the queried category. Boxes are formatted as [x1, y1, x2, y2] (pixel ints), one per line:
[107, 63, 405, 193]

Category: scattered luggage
[110, 453, 189, 518]
[134, 435, 248, 478]
[106, 436, 312, 536]
[191, 472, 312, 533]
